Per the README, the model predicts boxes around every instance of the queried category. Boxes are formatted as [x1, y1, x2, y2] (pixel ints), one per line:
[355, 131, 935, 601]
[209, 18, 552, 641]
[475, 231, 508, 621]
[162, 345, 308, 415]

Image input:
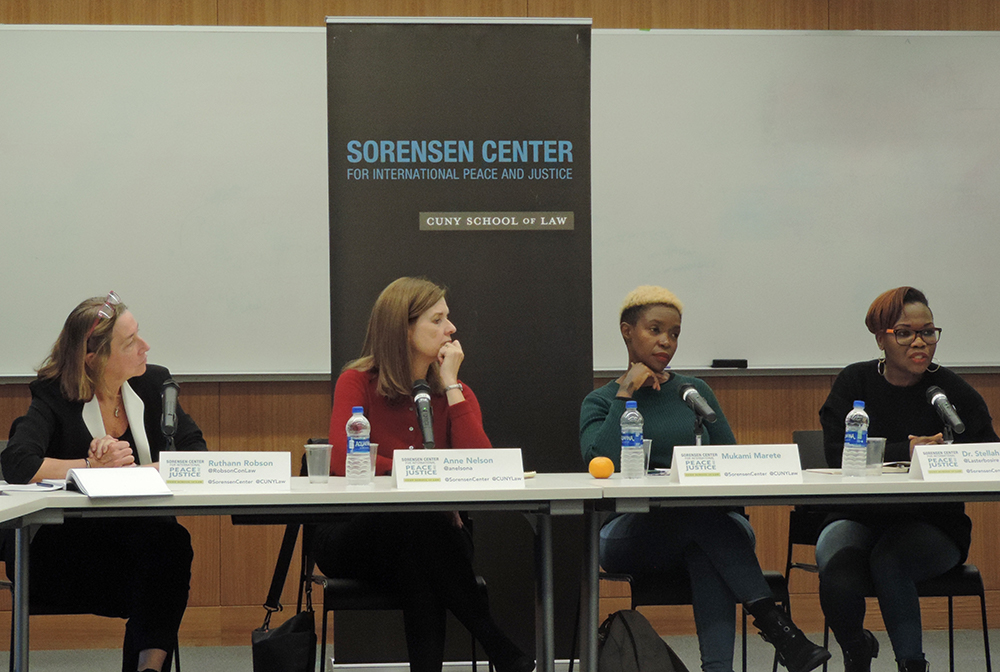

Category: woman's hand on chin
[616, 362, 669, 398]
[438, 340, 465, 385]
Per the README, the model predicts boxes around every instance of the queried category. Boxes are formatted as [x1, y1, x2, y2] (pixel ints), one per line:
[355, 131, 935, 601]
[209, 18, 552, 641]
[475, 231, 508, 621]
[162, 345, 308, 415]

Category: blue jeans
[816, 519, 960, 662]
[600, 508, 772, 672]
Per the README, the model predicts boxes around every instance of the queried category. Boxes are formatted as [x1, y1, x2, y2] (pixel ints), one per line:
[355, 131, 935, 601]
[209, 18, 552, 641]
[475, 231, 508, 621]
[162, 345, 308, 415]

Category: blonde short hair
[619, 286, 683, 325]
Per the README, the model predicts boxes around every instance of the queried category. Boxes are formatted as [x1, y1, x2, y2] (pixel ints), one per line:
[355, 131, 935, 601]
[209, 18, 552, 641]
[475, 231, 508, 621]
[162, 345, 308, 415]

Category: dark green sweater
[580, 372, 735, 471]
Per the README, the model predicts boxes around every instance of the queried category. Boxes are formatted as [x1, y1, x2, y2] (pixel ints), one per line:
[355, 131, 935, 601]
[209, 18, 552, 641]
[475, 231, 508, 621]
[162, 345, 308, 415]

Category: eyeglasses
[86, 291, 122, 340]
[885, 327, 942, 346]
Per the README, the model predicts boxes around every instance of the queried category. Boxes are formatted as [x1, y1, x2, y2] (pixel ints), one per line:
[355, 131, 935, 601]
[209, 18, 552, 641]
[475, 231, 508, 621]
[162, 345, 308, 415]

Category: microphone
[679, 383, 717, 423]
[926, 385, 965, 434]
[161, 378, 180, 440]
[412, 379, 435, 449]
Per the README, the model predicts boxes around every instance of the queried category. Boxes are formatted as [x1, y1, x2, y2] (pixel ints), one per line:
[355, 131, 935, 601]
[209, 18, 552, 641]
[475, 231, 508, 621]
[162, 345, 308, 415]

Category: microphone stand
[694, 416, 705, 447]
[942, 425, 954, 445]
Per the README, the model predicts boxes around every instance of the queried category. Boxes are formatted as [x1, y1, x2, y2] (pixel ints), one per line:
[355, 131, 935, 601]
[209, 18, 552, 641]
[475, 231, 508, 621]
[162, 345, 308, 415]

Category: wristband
[445, 383, 463, 392]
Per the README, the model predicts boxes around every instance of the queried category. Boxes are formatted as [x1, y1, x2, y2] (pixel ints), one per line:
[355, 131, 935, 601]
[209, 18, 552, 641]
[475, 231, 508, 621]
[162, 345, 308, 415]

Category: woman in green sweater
[580, 285, 828, 672]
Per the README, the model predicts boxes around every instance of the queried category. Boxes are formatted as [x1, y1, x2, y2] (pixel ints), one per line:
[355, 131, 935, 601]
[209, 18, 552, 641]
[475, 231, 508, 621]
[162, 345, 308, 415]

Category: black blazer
[2, 364, 206, 484]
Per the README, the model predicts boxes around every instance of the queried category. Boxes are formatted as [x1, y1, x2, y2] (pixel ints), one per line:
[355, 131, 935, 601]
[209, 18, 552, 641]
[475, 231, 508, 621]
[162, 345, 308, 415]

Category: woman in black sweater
[817, 287, 999, 672]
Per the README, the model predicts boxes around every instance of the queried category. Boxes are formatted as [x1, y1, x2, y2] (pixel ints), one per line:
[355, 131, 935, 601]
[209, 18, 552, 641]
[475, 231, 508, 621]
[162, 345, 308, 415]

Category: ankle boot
[897, 661, 929, 672]
[752, 606, 831, 672]
[842, 629, 879, 672]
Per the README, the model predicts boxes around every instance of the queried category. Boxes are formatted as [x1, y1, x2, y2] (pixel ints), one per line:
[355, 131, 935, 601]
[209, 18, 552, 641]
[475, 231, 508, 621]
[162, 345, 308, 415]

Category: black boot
[898, 661, 930, 672]
[751, 604, 831, 672]
[841, 629, 879, 672]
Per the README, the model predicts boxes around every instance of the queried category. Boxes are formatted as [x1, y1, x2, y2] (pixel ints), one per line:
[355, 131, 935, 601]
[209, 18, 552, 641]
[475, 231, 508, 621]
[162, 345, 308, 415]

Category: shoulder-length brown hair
[344, 277, 448, 399]
[37, 296, 127, 402]
[865, 286, 930, 334]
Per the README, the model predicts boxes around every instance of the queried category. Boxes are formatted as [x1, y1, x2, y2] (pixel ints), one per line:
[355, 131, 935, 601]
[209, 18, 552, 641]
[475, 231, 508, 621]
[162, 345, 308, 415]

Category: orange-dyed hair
[864, 287, 930, 334]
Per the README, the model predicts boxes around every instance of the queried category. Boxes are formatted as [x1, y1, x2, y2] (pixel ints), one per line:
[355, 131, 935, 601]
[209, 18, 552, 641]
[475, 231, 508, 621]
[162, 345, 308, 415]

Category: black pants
[5, 517, 192, 672]
[312, 512, 523, 672]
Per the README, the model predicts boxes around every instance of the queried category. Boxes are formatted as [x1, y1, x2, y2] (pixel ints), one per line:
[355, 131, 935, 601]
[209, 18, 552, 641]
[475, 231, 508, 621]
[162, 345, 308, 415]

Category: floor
[0, 628, 994, 671]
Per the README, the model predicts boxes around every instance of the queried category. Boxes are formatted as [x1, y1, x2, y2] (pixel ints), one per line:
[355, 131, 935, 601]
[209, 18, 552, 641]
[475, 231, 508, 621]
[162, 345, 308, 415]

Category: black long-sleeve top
[819, 359, 999, 561]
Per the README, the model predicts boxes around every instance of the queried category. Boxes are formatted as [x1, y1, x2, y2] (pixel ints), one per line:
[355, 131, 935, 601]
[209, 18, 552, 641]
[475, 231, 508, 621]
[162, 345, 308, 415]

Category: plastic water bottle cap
[352, 406, 364, 414]
[853, 400, 865, 409]
[625, 400, 638, 409]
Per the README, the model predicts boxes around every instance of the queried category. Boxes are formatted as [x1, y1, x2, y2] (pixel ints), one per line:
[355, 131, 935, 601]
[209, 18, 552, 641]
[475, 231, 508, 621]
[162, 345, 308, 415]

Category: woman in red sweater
[313, 276, 531, 672]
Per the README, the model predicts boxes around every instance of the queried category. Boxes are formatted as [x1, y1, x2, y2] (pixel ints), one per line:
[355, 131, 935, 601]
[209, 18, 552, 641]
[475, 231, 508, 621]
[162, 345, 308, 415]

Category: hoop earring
[877, 354, 886, 377]
[927, 360, 941, 373]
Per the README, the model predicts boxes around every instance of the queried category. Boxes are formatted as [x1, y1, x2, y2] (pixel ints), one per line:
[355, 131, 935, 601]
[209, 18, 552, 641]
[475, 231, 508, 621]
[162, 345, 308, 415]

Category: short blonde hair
[620, 286, 683, 325]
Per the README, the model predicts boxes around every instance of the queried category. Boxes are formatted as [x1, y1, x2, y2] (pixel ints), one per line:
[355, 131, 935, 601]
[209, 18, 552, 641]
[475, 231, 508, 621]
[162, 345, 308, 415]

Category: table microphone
[161, 378, 180, 445]
[679, 383, 717, 423]
[926, 385, 965, 434]
[412, 379, 435, 449]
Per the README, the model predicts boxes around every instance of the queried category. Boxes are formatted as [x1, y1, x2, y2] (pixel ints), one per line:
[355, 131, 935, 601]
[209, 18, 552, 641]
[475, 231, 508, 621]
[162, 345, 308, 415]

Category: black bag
[251, 523, 317, 672]
[597, 610, 690, 672]
[252, 609, 316, 672]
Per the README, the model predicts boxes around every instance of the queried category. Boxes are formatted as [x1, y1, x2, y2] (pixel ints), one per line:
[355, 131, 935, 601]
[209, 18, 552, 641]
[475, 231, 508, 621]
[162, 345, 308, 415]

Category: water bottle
[620, 400, 645, 479]
[345, 406, 372, 486]
[842, 400, 869, 477]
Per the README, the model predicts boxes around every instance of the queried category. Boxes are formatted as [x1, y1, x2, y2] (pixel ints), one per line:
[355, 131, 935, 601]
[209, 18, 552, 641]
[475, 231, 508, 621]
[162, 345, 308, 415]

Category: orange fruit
[589, 456, 615, 479]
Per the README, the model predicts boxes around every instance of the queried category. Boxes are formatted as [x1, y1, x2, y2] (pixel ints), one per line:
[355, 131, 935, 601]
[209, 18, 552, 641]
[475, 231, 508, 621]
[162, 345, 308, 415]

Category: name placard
[669, 444, 802, 485]
[392, 449, 524, 490]
[159, 451, 290, 490]
[911, 443, 1000, 481]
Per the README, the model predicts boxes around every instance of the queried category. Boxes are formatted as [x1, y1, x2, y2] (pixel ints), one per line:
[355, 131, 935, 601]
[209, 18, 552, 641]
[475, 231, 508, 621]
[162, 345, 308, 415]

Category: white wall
[4, 27, 998, 375]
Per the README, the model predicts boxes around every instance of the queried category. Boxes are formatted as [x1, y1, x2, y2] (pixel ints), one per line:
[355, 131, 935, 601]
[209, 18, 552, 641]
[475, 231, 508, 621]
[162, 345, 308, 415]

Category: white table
[578, 471, 1000, 672]
[0, 474, 604, 672]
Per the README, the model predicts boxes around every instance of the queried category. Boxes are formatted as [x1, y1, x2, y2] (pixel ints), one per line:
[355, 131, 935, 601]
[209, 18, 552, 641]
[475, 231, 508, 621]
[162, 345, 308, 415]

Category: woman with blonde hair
[313, 277, 532, 672]
[2, 292, 205, 672]
[580, 285, 828, 672]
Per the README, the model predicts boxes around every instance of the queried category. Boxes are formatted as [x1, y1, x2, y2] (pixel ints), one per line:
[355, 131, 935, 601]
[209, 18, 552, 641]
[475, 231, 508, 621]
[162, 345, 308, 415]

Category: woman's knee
[870, 522, 960, 583]
[816, 521, 876, 594]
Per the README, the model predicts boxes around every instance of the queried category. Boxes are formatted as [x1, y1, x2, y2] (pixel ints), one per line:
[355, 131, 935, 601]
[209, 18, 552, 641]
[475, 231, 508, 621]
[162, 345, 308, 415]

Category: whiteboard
[591, 30, 1000, 371]
[0, 26, 330, 377]
[3, 27, 1000, 376]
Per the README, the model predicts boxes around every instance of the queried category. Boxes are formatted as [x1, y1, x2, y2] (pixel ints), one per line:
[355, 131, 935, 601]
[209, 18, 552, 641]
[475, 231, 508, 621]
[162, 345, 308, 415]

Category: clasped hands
[88, 435, 136, 468]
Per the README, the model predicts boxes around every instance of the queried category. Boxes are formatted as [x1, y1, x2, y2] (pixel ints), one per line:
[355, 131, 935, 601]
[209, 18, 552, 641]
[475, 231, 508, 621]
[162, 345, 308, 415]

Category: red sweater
[327, 368, 492, 476]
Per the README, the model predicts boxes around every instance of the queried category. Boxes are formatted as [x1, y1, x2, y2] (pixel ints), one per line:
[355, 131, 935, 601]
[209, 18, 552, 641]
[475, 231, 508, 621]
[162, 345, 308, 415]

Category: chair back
[793, 430, 827, 469]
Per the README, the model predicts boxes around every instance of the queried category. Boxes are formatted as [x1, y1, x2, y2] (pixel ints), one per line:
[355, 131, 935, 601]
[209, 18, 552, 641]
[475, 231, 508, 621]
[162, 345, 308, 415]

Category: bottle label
[621, 430, 643, 449]
[844, 428, 868, 447]
[347, 437, 370, 455]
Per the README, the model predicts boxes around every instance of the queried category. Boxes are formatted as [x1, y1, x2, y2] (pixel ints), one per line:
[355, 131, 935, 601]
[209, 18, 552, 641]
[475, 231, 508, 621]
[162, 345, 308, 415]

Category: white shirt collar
[81, 380, 153, 465]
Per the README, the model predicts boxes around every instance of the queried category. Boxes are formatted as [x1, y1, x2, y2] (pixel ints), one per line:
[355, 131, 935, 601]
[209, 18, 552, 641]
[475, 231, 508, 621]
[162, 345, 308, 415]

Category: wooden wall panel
[709, 375, 834, 445]
[216, 380, 330, 606]
[830, 0, 1000, 31]
[528, 0, 828, 29]
[6, 373, 1000, 644]
[0, 385, 30, 442]
[217, 0, 528, 27]
[217, 380, 330, 454]
[0, 0, 218, 25]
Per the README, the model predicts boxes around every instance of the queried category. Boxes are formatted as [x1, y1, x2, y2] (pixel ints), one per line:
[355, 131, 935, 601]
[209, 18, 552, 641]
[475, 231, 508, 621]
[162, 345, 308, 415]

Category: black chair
[247, 443, 491, 672]
[600, 562, 789, 671]
[789, 429, 992, 672]
[0, 439, 181, 672]
[304, 522, 492, 672]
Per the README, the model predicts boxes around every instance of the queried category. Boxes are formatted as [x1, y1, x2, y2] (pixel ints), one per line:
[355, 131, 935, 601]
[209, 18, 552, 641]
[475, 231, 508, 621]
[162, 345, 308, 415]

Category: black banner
[328, 17, 592, 664]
